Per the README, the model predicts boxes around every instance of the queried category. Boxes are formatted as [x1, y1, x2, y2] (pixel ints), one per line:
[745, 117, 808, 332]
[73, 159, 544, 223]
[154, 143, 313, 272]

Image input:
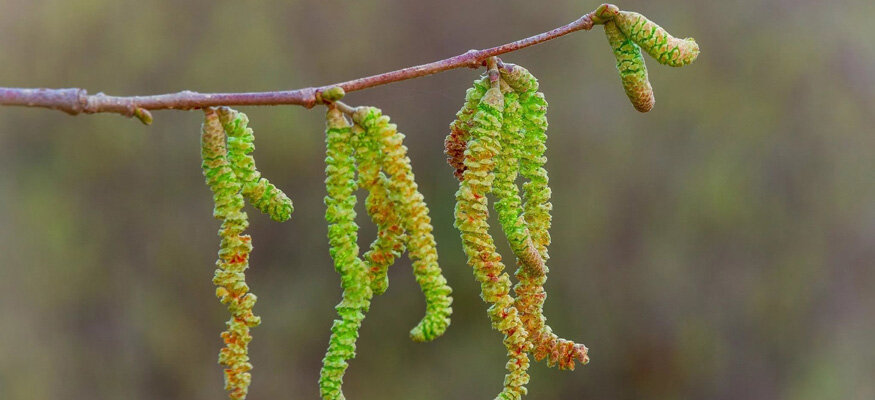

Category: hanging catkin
[350, 122, 406, 295]
[217, 107, 294, 221]
[319, 108, 372, 400]
[446, 76, 490, 181]
[454, 74, 532, 398]
[500, 64, 590, 370]
[604, 20, 655, 113]
[353, 106, 453, 342]
[201, 108, 261, 400]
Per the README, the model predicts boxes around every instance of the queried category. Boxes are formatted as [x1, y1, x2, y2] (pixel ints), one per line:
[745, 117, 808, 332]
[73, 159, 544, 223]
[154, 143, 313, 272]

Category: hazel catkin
[201, 108, 261, 400]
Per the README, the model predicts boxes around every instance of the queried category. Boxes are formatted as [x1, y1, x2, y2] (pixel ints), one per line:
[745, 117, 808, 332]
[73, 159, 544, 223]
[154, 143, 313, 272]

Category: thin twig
[0, 5, 606, 124]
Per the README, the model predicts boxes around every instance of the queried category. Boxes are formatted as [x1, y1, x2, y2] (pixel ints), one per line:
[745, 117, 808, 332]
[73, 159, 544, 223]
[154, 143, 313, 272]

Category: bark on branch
[0, 7, 604, 124]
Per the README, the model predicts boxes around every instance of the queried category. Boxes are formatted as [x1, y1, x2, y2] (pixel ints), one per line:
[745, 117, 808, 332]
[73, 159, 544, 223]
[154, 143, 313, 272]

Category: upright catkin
[454, 82, 532, 399]
[497, 64, 589, 370]
[353, 106, 453, 342]
[201, 108, 261, 400]
[350, 122, 406, 295]
[217, 107, 294, 221]
[319, 108, 373, 400]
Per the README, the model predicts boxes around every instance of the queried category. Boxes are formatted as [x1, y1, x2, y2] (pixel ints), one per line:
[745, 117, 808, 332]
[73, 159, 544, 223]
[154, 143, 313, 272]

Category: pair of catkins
[200, 107, 293, 400]
[593, 3, 700, 112]
[320, 104, 454, 400]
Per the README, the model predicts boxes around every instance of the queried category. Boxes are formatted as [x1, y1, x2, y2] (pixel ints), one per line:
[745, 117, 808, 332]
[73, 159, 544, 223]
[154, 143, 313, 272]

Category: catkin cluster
[593, 3, 699, 112]
[447, 62, 590, 399]
[200, 107, 293, 400]
[190, 7, 699, 398]
[320, 104, 453, 400]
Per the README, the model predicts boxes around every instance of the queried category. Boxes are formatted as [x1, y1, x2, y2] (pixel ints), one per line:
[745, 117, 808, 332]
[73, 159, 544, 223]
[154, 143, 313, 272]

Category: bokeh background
[1, 1, 874, 399]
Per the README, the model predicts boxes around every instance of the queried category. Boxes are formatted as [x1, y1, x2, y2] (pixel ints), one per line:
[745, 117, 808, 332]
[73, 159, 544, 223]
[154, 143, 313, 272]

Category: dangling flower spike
[604, 20, 655, 113]
[453, 59, 533, 399]
[500, 63, 590, 370]
[217, 107, 294, 221]
[445, 76, 490, 181]
[353, 107, 453, 343]
[319, 107, 373, 400]
[201, 108, 261, 400]
[350, 122, 407, 296]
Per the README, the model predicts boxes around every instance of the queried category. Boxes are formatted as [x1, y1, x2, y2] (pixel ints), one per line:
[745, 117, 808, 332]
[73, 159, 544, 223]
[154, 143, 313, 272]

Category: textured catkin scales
[201, 108, 261, 400]
[614, 10, 699, 67]
[498, 66, 590, 371]
[492, 90, 534, 259]
[350, 122, 406, 295]
[604, 21, 655, 113]
[455, 85, 532, 400]
[499, 64, 549, 257]
[354, 107, 453, 342]
[217, 107, 294, 222]
[319, 108, 373, 400]
[446, 77, 490, 181]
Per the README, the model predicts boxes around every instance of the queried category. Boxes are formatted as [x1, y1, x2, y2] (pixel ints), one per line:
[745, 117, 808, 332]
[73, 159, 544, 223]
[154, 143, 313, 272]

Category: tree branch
[0, 5, 606, 124]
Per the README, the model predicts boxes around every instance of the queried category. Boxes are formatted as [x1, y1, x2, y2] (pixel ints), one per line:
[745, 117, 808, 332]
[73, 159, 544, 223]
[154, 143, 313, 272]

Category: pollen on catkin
[454, 80, 532, 399]
[319, 108, 373, 400]
[201, 108, 261, 400]
[217, 107, 294, 222]
[614, 10, 699, 67]
[354, 106, 453, 343]
[604, 20, 655, 113]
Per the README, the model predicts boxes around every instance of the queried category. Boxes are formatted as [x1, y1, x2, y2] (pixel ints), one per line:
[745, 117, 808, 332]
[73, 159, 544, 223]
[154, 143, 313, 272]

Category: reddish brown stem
[0, 7, 604, 124]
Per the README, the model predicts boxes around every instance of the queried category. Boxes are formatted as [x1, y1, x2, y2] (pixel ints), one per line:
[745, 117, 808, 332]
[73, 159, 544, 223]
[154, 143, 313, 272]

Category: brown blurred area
[1, 1, 874, 399]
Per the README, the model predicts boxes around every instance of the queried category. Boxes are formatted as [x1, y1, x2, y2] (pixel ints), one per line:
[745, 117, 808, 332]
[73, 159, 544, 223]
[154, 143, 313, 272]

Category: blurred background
[1, 0, 874, 399]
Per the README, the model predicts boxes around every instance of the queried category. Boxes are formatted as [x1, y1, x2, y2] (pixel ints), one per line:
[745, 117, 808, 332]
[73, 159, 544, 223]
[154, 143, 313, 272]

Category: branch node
[463, 49, 483, 68]
[590, 4, 620, 25]
[301, 87, 319, 109]
[315, 86, 346, 106]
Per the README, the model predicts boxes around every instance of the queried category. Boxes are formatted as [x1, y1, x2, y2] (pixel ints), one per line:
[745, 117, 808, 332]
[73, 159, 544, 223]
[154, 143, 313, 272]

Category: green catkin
[604, 20, 655, 113]
[492, 91, 532, 256]
[499, 65, 553, 258]
[351, 122, 407, 295]
[446, 76, 490, 180]
[614, 10, 700, 67]
[454, 82, 531, 400]
[499, 65, 590, 370]
[353, 107, 453, 343]
[319, 108, 373, 400]
[217, 107, 294, 222]
[201, 108, 261, 400]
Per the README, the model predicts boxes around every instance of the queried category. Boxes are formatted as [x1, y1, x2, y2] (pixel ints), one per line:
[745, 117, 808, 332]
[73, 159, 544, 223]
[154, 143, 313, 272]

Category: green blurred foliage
[1, 0, 874, 399]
